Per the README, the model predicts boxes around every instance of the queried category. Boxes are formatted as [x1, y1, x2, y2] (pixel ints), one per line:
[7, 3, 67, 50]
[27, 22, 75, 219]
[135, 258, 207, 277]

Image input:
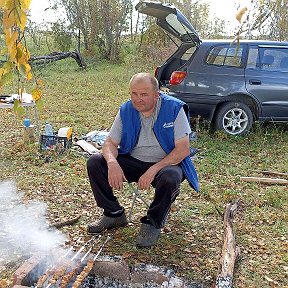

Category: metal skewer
[69, 235, 113, 288]
[93, 235, 112, 261]
[35, 236, 83, 287]
[70, 235, 97, 262]
[63, 236, 82, 258]
[42, 236, 96, 288]
[80, 235, 102, 263]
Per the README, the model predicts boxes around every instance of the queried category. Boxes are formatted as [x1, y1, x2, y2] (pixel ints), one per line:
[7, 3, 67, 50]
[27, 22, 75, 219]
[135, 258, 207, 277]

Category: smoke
[0, 180, 67, 266]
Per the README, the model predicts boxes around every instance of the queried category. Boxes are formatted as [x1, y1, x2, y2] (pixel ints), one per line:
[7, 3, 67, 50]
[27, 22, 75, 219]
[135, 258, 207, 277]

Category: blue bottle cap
[23, 118, 31, 127]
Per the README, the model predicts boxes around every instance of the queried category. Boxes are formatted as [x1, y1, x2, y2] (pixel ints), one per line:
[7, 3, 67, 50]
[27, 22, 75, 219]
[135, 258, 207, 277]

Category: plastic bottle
[23, 118, 35, 144]
[42, 122, 55, 150]
[45, 121, 54, 136]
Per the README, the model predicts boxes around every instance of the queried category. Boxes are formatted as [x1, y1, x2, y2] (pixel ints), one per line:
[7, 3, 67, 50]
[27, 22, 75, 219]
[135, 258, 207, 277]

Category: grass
[0, 59, 288, 287]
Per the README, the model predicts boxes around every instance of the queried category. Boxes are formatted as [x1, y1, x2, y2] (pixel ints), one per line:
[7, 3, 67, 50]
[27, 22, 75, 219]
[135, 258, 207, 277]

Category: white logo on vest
[163, 122, 174, 128]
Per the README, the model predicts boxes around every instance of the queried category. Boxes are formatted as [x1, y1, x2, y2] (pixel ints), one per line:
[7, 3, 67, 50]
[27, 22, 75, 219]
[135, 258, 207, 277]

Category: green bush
[51, 21, 73, 52]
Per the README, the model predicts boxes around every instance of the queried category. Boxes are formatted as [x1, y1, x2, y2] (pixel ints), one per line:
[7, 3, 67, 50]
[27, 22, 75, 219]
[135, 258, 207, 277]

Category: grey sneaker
[87, 214, 128, 233]
[136, 223, 160, 247]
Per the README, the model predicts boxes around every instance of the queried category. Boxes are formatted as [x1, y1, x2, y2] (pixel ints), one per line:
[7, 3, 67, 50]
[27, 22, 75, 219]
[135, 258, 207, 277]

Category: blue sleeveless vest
[118, 93, 199, 192]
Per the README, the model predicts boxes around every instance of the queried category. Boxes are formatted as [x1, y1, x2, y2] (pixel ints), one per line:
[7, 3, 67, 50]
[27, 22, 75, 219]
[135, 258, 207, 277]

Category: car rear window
[181, 46, 197, 61]
[206, 45, 244, 67]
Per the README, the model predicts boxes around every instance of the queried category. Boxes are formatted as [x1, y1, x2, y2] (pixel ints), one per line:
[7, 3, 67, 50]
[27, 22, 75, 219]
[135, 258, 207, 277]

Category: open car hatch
[135, 1, 201, 45]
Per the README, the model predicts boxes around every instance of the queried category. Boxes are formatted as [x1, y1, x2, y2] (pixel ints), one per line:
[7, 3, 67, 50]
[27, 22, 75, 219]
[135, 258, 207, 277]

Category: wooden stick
[240, 176, 288, 185]
[216, 201, 240, 288]
[254, 170, 288, 178]
[49, 215, 81, 228]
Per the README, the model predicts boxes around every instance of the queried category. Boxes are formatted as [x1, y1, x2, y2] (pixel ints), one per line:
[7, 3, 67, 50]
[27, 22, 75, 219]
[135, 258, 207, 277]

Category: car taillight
[154, 66, 160, 78]
[169, 71, 187, 85]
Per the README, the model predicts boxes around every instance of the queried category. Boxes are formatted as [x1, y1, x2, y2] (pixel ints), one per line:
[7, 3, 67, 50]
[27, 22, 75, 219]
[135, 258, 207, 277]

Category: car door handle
[249, 79, 262, 85]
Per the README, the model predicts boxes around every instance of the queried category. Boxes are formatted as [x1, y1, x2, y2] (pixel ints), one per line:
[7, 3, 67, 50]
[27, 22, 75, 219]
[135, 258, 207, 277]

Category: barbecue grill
[12, 234, 200, 288]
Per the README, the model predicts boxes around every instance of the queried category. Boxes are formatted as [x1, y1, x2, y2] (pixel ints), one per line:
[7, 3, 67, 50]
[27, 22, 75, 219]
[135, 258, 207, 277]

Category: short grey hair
[129, 73, 159, 92]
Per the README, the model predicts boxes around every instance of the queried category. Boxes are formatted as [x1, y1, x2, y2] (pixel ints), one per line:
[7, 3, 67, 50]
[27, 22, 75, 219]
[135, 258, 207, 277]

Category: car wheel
[214, 102, 253, 135]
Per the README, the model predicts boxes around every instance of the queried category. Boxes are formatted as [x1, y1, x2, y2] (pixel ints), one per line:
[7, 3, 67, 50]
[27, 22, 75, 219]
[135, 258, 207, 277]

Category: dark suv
[136, 1, 288, 135]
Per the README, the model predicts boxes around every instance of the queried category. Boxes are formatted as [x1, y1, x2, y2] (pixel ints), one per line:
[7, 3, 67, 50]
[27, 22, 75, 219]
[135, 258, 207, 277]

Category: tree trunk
[134, 12, 140, 42]
[28, 51, 87, 68]
[77, 29, 81, 52]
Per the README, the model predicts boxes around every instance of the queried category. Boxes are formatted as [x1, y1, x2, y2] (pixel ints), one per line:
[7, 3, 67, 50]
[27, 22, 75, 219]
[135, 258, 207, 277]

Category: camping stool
[127, 182, 150, 222]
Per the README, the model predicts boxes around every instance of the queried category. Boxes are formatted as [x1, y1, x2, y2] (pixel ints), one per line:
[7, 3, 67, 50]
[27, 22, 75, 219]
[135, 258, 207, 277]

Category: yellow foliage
[0, 0, 43, 104]
[36, 79, 45, 87]
[25, 63, 32, 74]
[22, 0, 32, 10]
[235, 6, 248, 23]
[3, 0, 29, 31]
[31, 88, 42, 101]
[18, 9, 28, 31]
[23, 47, 30, 60]
[4, 30, 18, 62]
[3, 10, 16, 29]
[26, 71, 32, 80]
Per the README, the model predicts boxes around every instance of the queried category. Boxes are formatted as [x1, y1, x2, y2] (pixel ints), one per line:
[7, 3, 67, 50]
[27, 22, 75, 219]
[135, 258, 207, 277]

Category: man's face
[130, 79, 159, 116]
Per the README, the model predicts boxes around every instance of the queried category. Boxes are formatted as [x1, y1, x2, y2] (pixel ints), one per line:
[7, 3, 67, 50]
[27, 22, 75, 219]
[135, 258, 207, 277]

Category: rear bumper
[169, 92, 221, 120]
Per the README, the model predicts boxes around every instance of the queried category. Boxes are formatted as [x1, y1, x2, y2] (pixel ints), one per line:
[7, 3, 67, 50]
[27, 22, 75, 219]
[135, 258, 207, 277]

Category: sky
[29, 0, 251, 32]
[29, 0, 65, 25]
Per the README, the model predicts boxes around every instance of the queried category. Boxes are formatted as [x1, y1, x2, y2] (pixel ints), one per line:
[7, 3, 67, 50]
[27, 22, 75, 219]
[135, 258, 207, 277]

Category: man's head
[129, 73, 160, 117]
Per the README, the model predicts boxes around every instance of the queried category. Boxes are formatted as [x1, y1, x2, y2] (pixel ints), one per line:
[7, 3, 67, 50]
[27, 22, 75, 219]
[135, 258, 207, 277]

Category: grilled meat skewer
[70, 235, 112, 288]
[45, 266, 67, 288]
[36, 269, 55, 288]
[59, 264, 80, 288]
[35, 236, 83, 288]
[71, 259, 94, 288]
[58, 236, 102, 288]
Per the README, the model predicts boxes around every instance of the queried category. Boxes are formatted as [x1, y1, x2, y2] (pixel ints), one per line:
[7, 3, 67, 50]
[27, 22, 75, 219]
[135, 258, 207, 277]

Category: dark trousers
[87, 153, 184, 229]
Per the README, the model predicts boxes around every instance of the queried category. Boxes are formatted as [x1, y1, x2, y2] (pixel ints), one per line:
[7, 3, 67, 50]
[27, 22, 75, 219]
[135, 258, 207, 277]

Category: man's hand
[102, 136, 126, 190]
[138, 166, 158, 190]
[107, 160, 126, 190]
[137, 136, 190, 190]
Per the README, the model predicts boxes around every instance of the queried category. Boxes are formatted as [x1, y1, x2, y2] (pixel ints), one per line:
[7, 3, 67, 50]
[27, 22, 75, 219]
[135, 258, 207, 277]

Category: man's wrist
[107, 159, 118, 167]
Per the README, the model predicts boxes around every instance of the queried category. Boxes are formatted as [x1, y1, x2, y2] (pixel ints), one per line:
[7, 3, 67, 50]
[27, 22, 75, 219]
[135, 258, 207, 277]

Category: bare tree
[56, 0, 132, 62]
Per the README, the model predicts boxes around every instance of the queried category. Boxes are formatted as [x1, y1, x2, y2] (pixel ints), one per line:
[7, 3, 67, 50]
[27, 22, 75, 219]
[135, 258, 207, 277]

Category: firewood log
[216, 201, 240, 288]
[240, 176, 288, 185]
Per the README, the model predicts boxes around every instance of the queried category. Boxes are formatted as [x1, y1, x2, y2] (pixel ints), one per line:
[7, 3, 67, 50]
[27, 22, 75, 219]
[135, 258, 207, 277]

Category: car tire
[214, 102, 253, 136]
